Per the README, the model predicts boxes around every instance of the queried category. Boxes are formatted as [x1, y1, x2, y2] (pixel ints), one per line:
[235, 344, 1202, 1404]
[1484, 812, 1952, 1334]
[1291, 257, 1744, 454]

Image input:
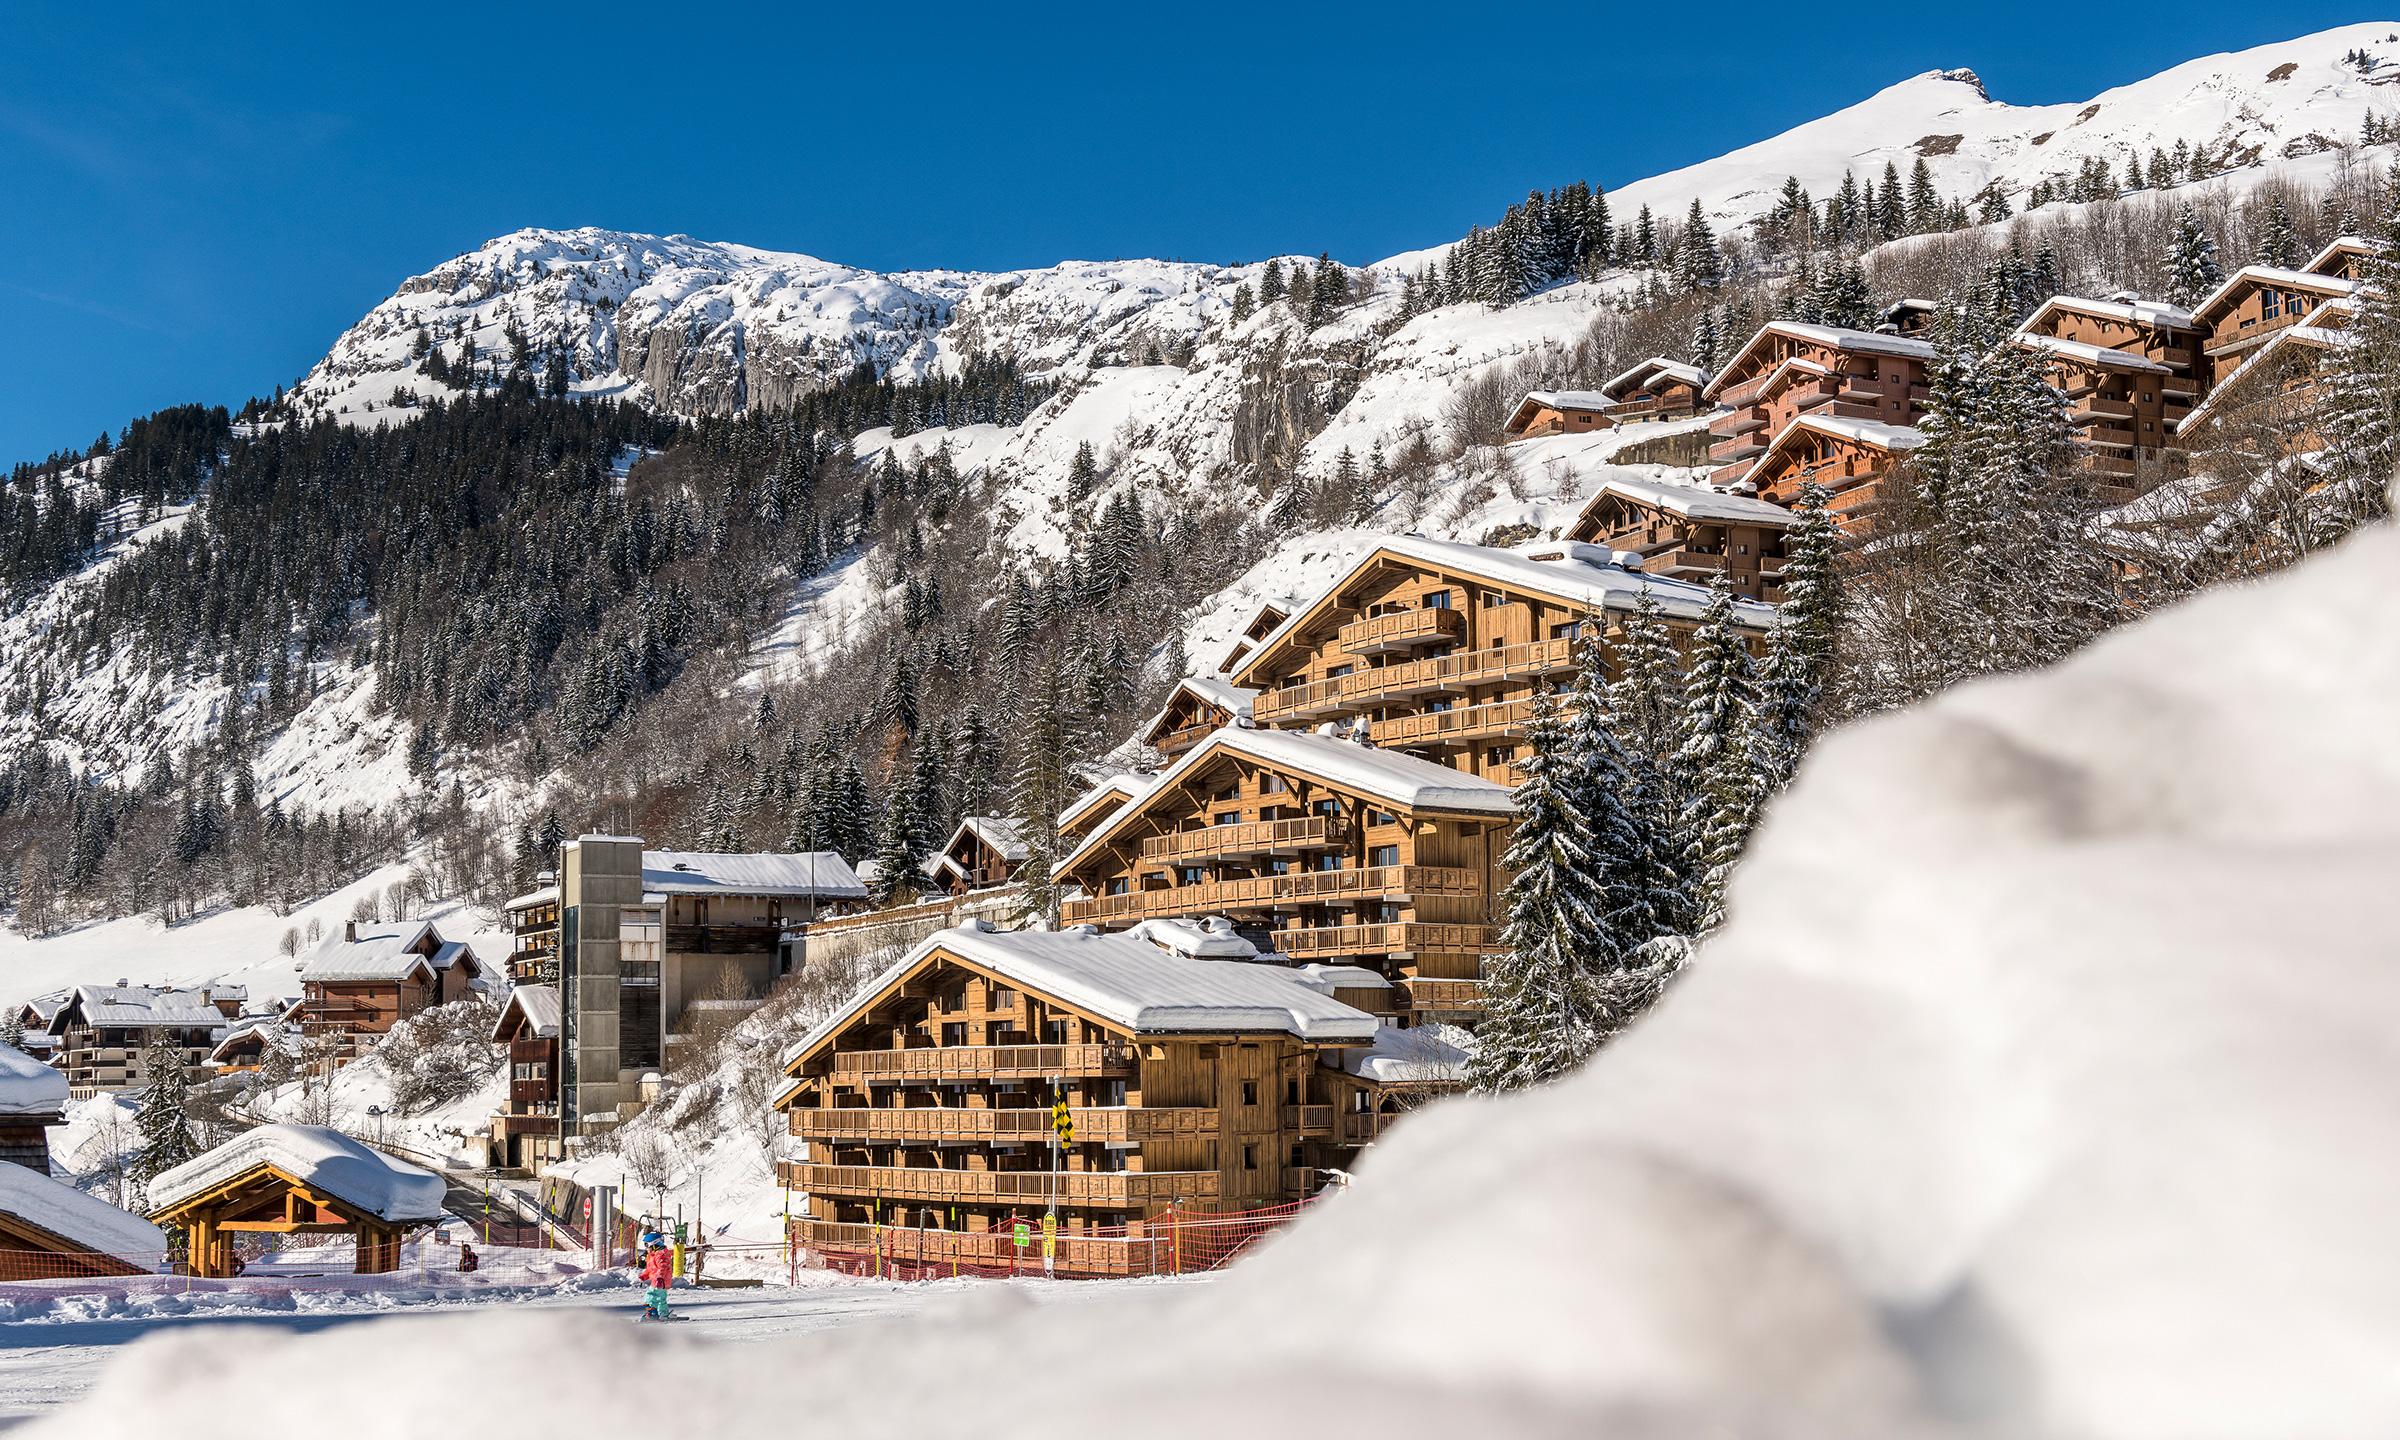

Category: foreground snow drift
[35, 521, 2400, 1436]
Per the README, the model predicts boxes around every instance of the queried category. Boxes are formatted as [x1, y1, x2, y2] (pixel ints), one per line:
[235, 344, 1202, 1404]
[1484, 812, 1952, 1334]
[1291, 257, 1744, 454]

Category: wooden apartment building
[1702, 321, 1934, 523]
[1596, 357, 1709, 424]
[1055, 725, 1516, 1022]
[1139, 676, 1259, 761]
[929, 817, 1029, 895]
[1565, 474, 1796, 601]
[2181, 236, 2384, 442]
[776, 920, 1462, 1276]
[296, 920, 484, 1059]
[43, 985, 232, 1097]
[490, 984, 563, 1171]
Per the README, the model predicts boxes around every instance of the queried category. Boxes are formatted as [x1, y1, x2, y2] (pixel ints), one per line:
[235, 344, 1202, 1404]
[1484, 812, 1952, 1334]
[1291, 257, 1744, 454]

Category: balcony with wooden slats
[792, 1105, 1219, 1144]
[1251, 637, 1576, 724]
[790, 1219, 1185, 1277]
[807, 1042, 1139, 1084]
[1369, 697, 1537, 749]
[1272, 922, 1497, 960]
[778, 1161, 1220, 1207]
[1139, 815, 1340, 864]
[1402, 976, 1488, 1013]
[1337, 606, 1465, 655]
[1061, 864, 1482, 927]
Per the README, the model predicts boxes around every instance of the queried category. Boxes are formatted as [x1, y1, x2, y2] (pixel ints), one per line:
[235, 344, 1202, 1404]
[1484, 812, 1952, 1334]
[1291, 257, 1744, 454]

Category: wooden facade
[490, 985, 562, 1172]
[43, 987, 225, 1098]
[297, 922, 481, 1060]
[1566, 478, 1794, 601]
[930, 818, 1028, 895]
[1139, 677, 1258, 760]
[2183, 237, 2382, 443]
[1740, 415, 1927, 526]
[2193, 261, 2364, 390]
[776, 929, 1412, 1274]
[1056, 728, 1513, 1022]
[1596, 358, 1709, 424]
[152, 1162, 419, 1277]
[1503, 388, 1615, 439]
[1703, 322, 1934, 491]
[2011, 335, 2181, 493]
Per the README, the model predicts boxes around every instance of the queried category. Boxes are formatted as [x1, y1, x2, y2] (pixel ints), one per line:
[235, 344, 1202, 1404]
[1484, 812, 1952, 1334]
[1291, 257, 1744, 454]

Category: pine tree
[1632, 205, 1657, 265]
[2164, 204, 2224, 307]
[867, 781, 920, 905]
[2256, 198, 2300, 268]
[1673, 200, 1724, 292]
[1605, 588, 1696, 934]
[0, 1008, 21, 1052]
[129, 1031, 198, 1206]
[1674, 578, 1763, 932]
[1066, 442, 1100, 506]
[1906, 157, 1941, 233]
[1007, 657, 1072, 927]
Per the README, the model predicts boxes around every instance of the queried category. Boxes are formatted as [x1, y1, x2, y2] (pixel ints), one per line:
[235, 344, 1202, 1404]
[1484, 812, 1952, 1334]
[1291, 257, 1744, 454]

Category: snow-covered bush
[376, 996, 501, 1115]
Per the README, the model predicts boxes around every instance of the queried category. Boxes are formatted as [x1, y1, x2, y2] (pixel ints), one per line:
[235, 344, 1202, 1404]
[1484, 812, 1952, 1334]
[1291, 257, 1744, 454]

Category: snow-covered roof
[494, 984, 562, 1041]
[300, 921, 442, 984]
[2191, 264, 2361, 324]
[55, 985, 226, 1032]
[1518, 389, 1614, 413]
[1139, 675, 1260, 745]
[1059, 771, 1158, 832]
[1733, 413, 1927, 488]
[640, 849, 868, 901]
[947, 817, 1030, 864]
[1582, 474, 1797, 527]
[146, 1124, 450, 1224]
[1288, 963, 1392, 995]
[1126, 916, 1267, 960]
[1599, 357, 1706, 400]
[0, 1040, 68, 1116]
[502, 883, 559, 912]
[2178, 322, 2353, 434]
[1334, 1022, 1474, 1084]
[16, 992, 69, 1025]
[429, 940, 477, 973]
[2304, 234, 2388, 276]
[785, 922, 1382, 1068]
[205, 1019, 298, 1064]
[2013, 332, 2174, 374]
[1705, 322, 1937, 398]
[0, 1162, 163, 1265]
[2019, 294, 2196, 333]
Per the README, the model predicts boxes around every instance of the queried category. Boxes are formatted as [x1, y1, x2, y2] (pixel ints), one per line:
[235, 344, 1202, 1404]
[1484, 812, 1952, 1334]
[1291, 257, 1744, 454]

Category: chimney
[344, 920, 356, 943]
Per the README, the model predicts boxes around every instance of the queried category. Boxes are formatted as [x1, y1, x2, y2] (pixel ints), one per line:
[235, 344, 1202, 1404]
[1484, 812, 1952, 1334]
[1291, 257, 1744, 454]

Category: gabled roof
[1059, 771, 1158, 834]
[300, 920, 442, 984]
[1138, 675, 1259, 747]
[2017, 294, 2197, 335]
[1518, 388, 1613, 413]
[2190, 264, 2361, 326]
[0, 1162, 163, 1265]
[2304, 234, 2388, 277]
[1058, 724, 1516, 878]
[2013, 332, 2174, 375]
[206, 1019, 298, 1065]
[0, 1040, 68, 1117]
[1229, 533, 1773, 688]
[1577, 474, 1796, 531]
[53, 985, 226, 1033]
[1738, 413, 1927, 488]
[946, 816, 1030, 864]
[1704, 322, 1937, 399]
[640, 849, 867, 901]
[492, 984, 562, 1042]
[146, 1124, 449, 1225]
[781, 921, 1382, 1074]
[2177, 322, 2354, 435]
[1598, 357, 1706, 401]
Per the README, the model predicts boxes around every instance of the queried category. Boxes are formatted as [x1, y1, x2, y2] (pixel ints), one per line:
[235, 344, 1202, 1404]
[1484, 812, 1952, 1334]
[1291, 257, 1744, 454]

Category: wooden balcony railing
[1280, 1105, 1335, 1134]
[1272, 922, 1498, 959]
[1369, 698, 1538, 749]
[1250, 638, 1576, 724]
[1402, 976, 1489, 1012]
[792, 1105, 1218, 1144]
[1339, 1109, 1404, 1144]
[1337, 607, 1465, 655]
[790, 1219, 1193, 1277]
[1139, 815, 1339, 863]
[808, 1042, 1139, 1084]
[1060, 865, 1483, 927]
[664, 922, 787, 955]
[779, 1162, 1220, 1207]
[2071, 396, 2135, 420]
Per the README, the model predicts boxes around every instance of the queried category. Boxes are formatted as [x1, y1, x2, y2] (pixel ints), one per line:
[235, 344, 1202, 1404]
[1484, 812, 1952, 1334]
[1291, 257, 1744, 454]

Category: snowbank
[34, 518, 2400, 1436]
[145, 1125, 448, 1224]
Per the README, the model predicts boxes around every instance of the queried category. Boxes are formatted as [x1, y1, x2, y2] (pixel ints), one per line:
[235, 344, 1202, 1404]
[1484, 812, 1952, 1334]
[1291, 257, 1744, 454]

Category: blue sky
[1, 1, 2385, 468]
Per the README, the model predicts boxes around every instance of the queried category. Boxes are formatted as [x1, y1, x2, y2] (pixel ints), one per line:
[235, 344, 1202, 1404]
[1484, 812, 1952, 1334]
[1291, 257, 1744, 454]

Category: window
[1179, 866, 1206, 885]
[1214, 811, 1242, 825]
[1262, 775, 1289, 794]
[1479, 590, 1506, 609]
[1370, 845, 1400, 868]
[941, 1022, 966, 1046]
[1422, 590, 1451, 609]
[988, 986, 1015, 1010]
[1043, 1019, 1070, 1044]
[1243, 1145, 1259, 1171]
[1241, 1081, 1259, 1106]
[1107, 878, 1129, 896]
[1326, 664, 1353, 679]
[1369, 809, 1399, 826]
[2262, 290, 2281, 320]
[1313, 798, 1338, 816]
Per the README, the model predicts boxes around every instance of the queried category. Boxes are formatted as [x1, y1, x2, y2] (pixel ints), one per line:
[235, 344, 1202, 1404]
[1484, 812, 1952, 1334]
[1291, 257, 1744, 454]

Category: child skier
[637, 1231, 674, 1320]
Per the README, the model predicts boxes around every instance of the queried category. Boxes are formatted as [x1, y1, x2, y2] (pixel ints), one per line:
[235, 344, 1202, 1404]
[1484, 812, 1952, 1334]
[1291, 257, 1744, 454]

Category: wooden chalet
[930, 817, 1030, 895]
[146, 1124, 448, 1277]
[1139, 676, 1259, 760]
[776, 921, 1460, 1277]
[204, 1018, 298, 1076]
[1059, 772, 1159, 848]
[1737, 413, 1928, 525]
[44, 985, 228, 1098]
[1702, 321, 1935, 491]
[1878, 298, 1941, 337]
[1596, 358, 1710, 424]
[1226, 534, 1771, 788]
[2190, 238, 2378, 391]
[10, 993, 66, 1065]
[1503, 388, 1615, 440]
[0, 1162, 163, 1280]
[296, 920, 484, 1059]
[0, 1041, 68, 1176]
[1565, 475, 1795, 600]
[1216, 594, 1301, 676]
[2010, 333, 2184, 493]
[490, 985, 562, 1172]
[1055, 725, 1516, 1021]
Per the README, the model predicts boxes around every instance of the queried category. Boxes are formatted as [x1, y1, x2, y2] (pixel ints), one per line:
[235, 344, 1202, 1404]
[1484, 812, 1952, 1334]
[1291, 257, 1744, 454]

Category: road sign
[1051, 1099, 1074, 1145]
[1012, 1220, 1030, 1250]
[1040, 1212, 1057, 1259]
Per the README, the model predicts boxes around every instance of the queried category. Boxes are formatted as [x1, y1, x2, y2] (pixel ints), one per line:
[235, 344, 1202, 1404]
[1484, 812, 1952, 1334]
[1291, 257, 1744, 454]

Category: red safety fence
[798, 1198, 1315, 1283]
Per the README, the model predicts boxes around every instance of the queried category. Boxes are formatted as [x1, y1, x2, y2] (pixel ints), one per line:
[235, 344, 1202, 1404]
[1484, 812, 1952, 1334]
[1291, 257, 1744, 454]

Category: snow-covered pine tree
[1673, 200, 1724, 292]
[2164, 204, 2225, 307]
[129, 1030, 198, 1205]
[0, 1008, 21, 1052]
[1673, 577, 1763, 932]
[1633, 205, 1657, 265]
[1467, 687, 1604, 1093]
[867, 781, 919, 905]
[1603, 587, 1696, 934]
[1007, 657, 1072, 927]
[2256, 198, 2300, 269]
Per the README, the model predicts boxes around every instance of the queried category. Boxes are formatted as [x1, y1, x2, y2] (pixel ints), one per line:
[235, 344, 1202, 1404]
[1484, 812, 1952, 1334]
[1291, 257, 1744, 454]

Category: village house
[2181, 237, 2384, 443]
[489, 985, 562, 1172]
[524, 839, 866, 1149]
[929, 817, 1030, 895]
[1701, 321, 1936, 507]
[295, 920, 484, 1060]
[1878, 298, 1941, 336]
[9, 993, 66, 1063]
[0, 1042, 68, 1175]
[775, 920, 1465, 1277]
[204, 1017, 300, 1077]
[1216, 594, 1302, 676]
[1226, 533, 1773, 788]
[1595, 357, 1710, 424]
[0, 1159, 163, 1280]
[1054, 725, 1516, 1023]
[1138, 676, 1259, 761]
[1564, 474, 1796, 600]
[43, 985, 230, 1098]
[1502, 388, 1616, 440]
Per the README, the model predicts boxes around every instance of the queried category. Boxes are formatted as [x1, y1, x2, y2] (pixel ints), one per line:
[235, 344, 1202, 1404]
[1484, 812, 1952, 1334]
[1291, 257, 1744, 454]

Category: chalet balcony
[1147, 720, 1219, 756]
[664, 922, 788, 955]
[1713, 373, 1779, 409]
[1061, 864, 1482, 927]
[2156, 345, 2196, 368]
[1402, 976, 1488, 1013]
[1273, 922, 1498, 960]
[1606, 395, 1691, 421]
[778, 1161, 1220, 1207]
[496, 1113, 559, 1137]
[1250, 637, 1577, 724]
[1370, 697, 1538, 749]
[792, 1105, 1220, 1144]
[2071, 396, 2135, 421]
[790, 1219, 1189, 1277]
[1280, 1104, 1335, 1134]
[1338, 607, 1466, 655]
[1340, 1109, 1402, 1143]
[812, 1042, 1139, 1085]
[2081, 423, 2137, 449]
[1712, 406, 1770, 437]
[1707, 432, 1769, 465]
[1140, 815, 1340, 864]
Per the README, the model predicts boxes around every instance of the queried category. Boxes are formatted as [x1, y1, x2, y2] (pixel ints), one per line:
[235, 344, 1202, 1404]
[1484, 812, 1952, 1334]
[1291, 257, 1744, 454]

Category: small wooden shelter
[0, 1160, 163, 1280]
[146, 1124, 449, 1276]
